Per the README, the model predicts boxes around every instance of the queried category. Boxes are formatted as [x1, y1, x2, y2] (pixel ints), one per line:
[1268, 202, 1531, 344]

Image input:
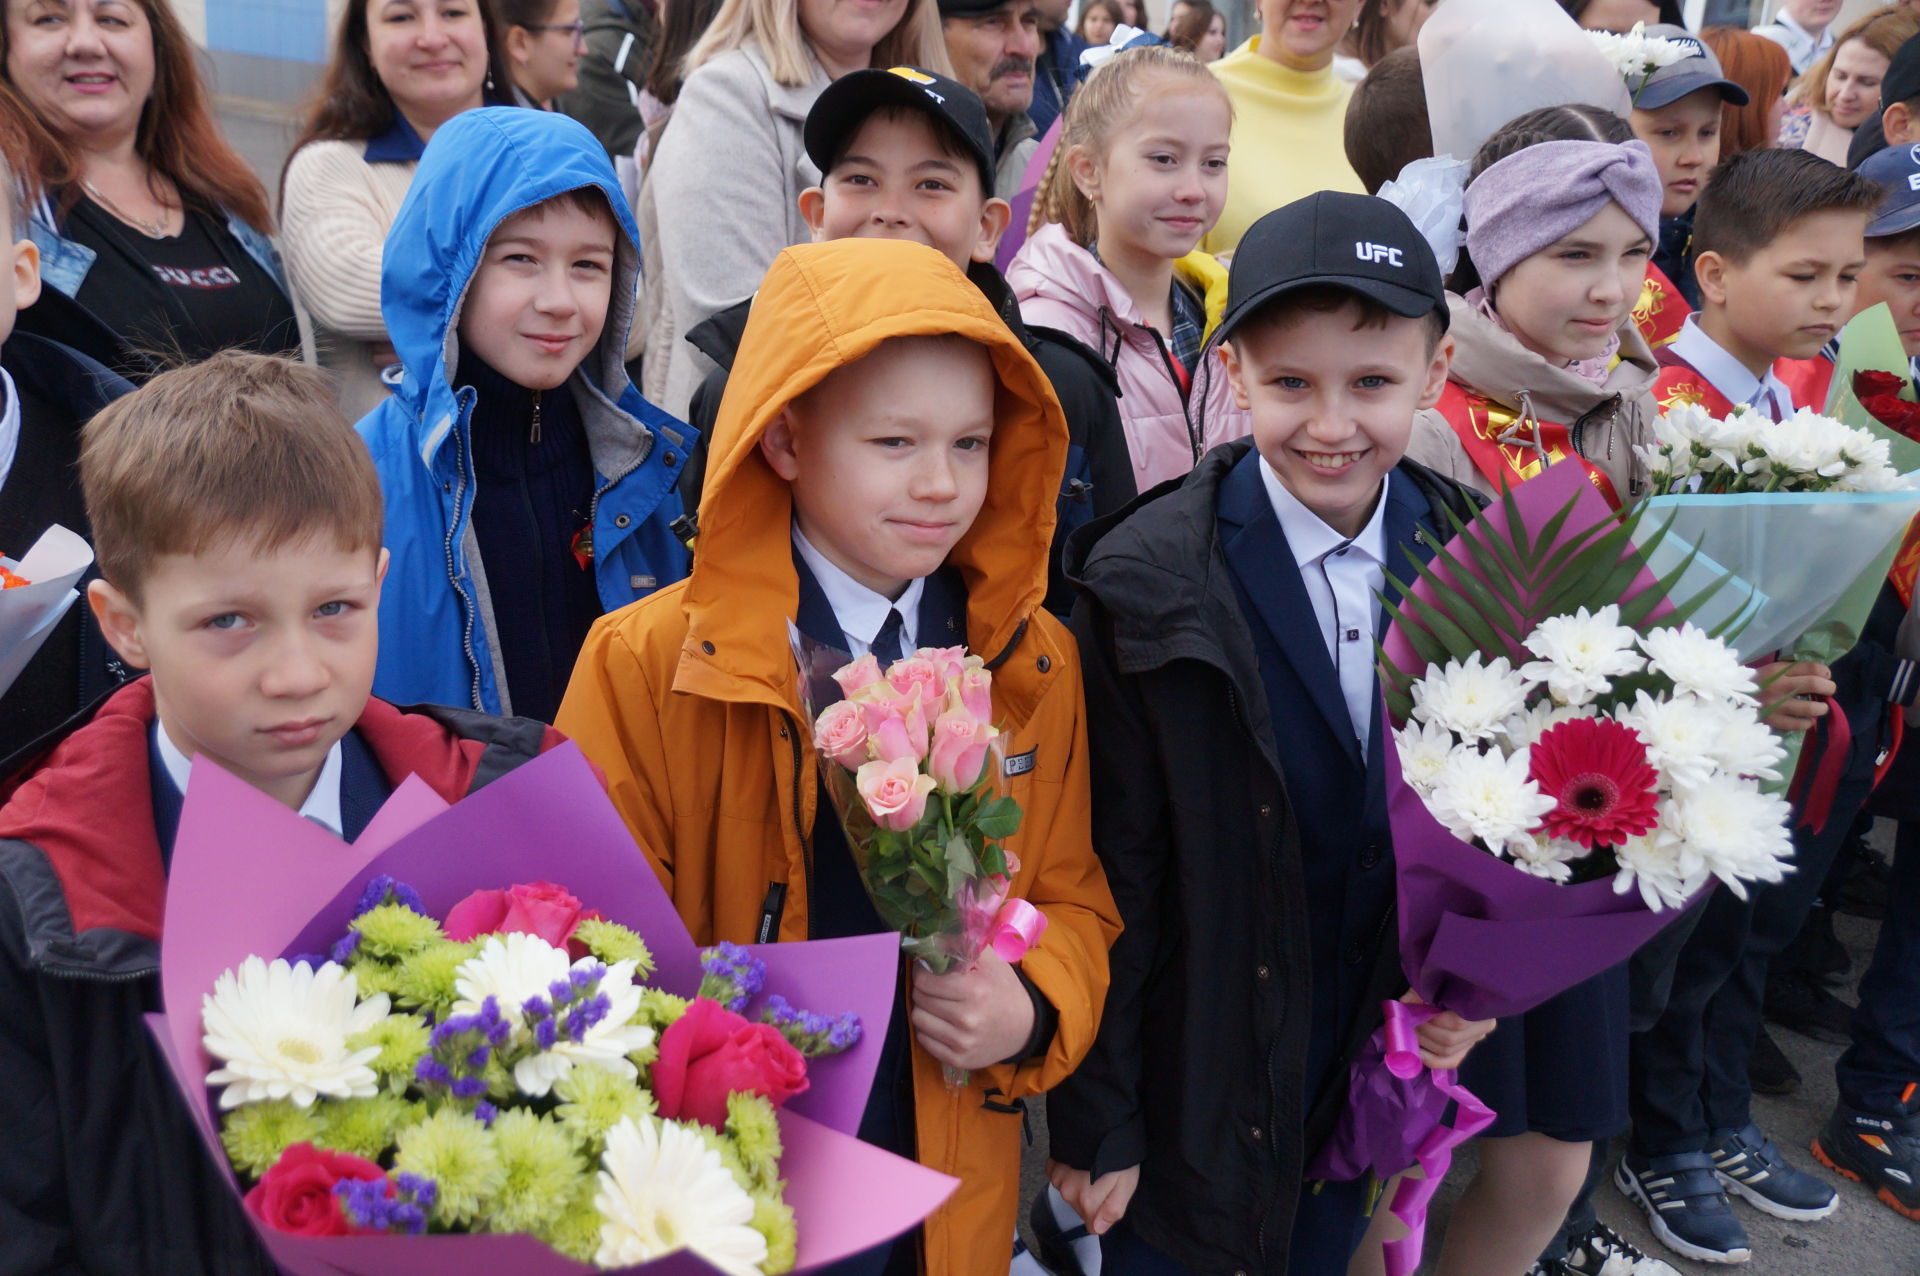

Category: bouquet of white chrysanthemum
[1639, 403, 1916, 496]
[151, 745, 955, 1276]
[1586, 20, 1697, 97]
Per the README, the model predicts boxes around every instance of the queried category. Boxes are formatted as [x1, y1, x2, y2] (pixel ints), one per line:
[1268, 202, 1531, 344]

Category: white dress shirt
[1754, 13, 1834, 76]
[793, 524, 925, 658]
[0, 368, 20, 494]
[153, 719, 346, 836]
[1669, 314, 1797, 420]
[1259, 460, 1391, 751]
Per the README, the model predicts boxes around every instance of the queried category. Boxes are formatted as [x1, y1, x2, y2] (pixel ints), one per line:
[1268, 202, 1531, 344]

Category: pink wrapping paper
[148, 744, 957, 1275]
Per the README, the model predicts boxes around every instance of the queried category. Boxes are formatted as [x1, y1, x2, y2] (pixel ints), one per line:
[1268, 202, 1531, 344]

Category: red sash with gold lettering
[1634, 264, 1691, 352]
[1436, 382, 1621, 507]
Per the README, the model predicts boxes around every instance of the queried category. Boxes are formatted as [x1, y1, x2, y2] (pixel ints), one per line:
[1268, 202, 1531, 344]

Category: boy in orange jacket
[557, 237, 1118, 1276]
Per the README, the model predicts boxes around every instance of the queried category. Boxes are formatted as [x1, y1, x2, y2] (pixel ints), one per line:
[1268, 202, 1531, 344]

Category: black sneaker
[1708, 1123, 1839, 1221]
[1811, 1101, 1920, 1222]
[1616, 1151, 1752, 1264]
[1562, 1220, 1681, 1274]
[1763, 970, 1854, 1045]
[1028, 1186, 1093, 1276]
[1748, 1024, 1801, 1096]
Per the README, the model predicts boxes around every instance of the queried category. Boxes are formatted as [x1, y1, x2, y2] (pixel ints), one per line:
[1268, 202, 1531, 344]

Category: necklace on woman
[80, 178, 176, 238]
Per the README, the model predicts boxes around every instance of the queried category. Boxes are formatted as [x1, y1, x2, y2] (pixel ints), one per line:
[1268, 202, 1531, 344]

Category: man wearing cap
[1627, 25, 1750, 310]
[940, 0, 1048, 198]
[1044, 191, 1496, 1276]
[1756, 0, 1844, 76]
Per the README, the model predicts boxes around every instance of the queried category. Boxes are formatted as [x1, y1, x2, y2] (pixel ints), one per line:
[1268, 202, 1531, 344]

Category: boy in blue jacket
[358, 107, 694, 720]
[1042, 194, 1494, 1276]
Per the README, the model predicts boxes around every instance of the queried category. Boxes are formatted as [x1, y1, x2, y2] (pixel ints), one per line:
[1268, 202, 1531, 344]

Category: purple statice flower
[415, 996, 506, 1105]
[352, 874, 426, 919]
[473, 1102, 498, 1129]
[287, 952, 331, 970]
[329, 930, 363, 965]
[760, 993, 862, 1057]
[335, 1172, 437, 1235]
[697, 941, 768, 1013]
[522, 963, 611, 1054]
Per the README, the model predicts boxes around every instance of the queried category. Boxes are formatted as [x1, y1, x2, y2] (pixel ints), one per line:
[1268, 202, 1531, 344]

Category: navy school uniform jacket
[1048, 439, 1482, 1273]
[0, 678, 561, 1274]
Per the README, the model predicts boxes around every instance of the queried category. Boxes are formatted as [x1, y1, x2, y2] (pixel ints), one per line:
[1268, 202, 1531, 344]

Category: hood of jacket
[675, 237, 1068, 711]
[379, 107, 658, 475]
[1445, 290, 1658, 423]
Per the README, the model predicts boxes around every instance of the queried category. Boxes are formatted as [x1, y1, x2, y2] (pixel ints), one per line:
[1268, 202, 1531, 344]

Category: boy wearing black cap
[1624, 25, 1751, 310]
[678, 66, 1132, 615]
[1042, 193, 1495, 1276]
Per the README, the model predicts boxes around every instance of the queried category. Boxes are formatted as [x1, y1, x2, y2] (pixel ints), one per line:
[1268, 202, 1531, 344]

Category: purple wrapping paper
[147, 744, 957, 1275]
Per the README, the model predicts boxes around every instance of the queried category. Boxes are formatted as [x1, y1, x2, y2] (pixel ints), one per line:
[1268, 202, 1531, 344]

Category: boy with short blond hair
[1044, 192, 1494, 1275]
[0, 352, 560, 1275]
[557, 236, 1118, 1276]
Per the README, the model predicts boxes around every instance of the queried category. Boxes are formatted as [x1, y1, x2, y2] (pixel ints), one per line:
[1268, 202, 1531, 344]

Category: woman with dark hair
[1164, 0, 1224, 61]
[279, 0, 516, 417]
[1077, 0, 1122, 46]
[634, 0, 724, 171]
[499, 0, 587, 108]
[1, 0, 298, 381]
[1333, 0, 1436, 80]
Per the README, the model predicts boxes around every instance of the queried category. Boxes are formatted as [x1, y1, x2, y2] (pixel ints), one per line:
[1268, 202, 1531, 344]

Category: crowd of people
[0, 0, 1916, 1275]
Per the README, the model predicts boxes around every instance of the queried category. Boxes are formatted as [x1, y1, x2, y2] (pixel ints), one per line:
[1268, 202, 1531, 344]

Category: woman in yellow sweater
[1203, 0, 1366, 256]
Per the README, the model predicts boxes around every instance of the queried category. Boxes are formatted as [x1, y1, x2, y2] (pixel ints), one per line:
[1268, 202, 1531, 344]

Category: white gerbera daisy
[1638, 624, 1758, 704]
[594, 1116, 769, 1275]
[1520, 605, 1645, 706]
[1425, 745, 1557, 848]
[1394, 719, 1457, 796]
[1410, 655, 1535, 743]
[202, 957, 388, 1110]
[452, 933, 656, 1098]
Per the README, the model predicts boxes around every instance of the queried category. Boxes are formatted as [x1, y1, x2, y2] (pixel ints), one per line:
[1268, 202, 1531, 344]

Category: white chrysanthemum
[1704, 706, 1787, 782]
[1745, 408, 1852, 483]
[1520, 605, 1645, 706]
[1834, 459, 1920, 492]
[202, 957, 388, 1110]
[1410, 655, 1536, 743]
[1502, 832, 1587, 883]
[1654, 781, 1794, 898]
[1499, 699, 1586, 750]
[1618, 690, 1730, 789]
[452, 933, 657, 1098]
[1611, 831, 1708, 912]
[1587, 21, 1694, 78]
[594, 1117, 768, 1275]
[1638, 624, 1758, 704]
[1394, 719, 1458, 796]
[1425, 745, 1557, 848]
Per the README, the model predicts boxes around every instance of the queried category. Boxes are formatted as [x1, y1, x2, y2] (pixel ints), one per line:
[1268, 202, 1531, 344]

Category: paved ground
[1017, 819, 1920, 1275]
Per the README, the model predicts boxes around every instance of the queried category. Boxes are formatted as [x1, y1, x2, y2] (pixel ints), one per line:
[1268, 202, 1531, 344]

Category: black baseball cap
[1629, 25, 1749, 111]
[804, 66, 997, 194]
[1883, 33, 1920, 114]
[1858, 144, 1920, 238]
[1215, 192, 1448, 342]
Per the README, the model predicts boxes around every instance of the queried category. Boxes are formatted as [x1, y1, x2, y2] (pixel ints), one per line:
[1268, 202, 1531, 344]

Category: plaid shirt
[1168, 279, 1206, 378]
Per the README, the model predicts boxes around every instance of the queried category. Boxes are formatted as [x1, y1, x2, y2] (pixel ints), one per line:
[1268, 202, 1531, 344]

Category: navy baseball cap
[1859, 144, 1920, 237]
[1628, 25, 1749, 111]
[1216, 192, 1448, 342]
[804, 67, 997, 193]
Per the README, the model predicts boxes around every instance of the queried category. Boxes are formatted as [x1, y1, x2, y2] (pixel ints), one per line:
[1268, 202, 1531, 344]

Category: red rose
[1853, 370, 1920, 442]
[652, 997, 810, 1128]
[444, 880, 589, 950]
[242, 1143, 386, 1237]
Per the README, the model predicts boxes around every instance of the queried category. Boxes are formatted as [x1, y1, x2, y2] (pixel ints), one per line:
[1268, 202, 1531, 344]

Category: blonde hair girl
[1008, 46, 1247, 490]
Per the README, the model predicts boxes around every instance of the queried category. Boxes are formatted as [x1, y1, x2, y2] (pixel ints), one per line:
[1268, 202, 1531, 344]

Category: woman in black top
[1, 0, 298, 379]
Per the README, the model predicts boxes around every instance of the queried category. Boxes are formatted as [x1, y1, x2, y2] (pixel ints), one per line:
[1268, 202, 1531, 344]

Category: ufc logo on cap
[1356, 241, 1403, 266]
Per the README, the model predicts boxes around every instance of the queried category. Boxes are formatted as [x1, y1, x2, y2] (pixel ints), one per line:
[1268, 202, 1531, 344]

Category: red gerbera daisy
[1527, 717, 1660, 850]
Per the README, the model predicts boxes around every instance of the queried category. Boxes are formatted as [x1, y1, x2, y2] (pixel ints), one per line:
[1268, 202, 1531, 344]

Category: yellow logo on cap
[888, 66, 936, 84]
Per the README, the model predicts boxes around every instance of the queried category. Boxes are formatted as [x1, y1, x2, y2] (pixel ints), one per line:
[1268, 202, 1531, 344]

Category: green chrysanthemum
[571, 917, 654, 977]
[345, 961, 403, 999]
[392, 1107, 505, 1228]
[219, 1099, 322, 1178]
[350, 902, 445, 962]
[391, 939, 480, 1016]
[553, 1062, 653, 1154]
[316, 1092, 424, 1160]
[535, 1180, 605, 1264]
[751, 1189, 798, 1274]
[345, 1011, 431, 1091]
[482, 1109, 587, 1235]
[633, 987, 689, 1031]
[726, 1093, 783, 1191]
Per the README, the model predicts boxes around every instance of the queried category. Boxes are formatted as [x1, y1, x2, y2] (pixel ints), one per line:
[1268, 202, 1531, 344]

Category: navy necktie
[871, 608, 905, 666]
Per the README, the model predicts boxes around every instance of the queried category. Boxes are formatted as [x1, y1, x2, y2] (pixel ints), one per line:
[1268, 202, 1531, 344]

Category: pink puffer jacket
[1008, 223, 1250, 490]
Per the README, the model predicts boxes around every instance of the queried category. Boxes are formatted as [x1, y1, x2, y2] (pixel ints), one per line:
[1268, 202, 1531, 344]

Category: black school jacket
[1048, 440, 1481, 1273]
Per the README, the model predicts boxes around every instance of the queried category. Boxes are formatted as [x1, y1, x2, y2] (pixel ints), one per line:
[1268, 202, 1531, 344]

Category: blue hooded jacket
[357, 108, 694, 715]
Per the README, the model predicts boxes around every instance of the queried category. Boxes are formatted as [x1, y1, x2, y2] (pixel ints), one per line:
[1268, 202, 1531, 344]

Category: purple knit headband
[1464, 140, 1663, 286]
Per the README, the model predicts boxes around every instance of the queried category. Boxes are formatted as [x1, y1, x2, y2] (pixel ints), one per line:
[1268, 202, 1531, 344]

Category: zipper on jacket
[780, 710, 815, 938]
[529, 389, 542, 444]
[1141, 322, 1205, 463]
[440, 410, 486, 711]
[757, 882, 788, 943]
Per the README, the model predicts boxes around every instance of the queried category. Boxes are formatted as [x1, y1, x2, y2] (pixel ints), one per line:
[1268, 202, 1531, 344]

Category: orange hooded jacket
[557, 238, 1119, 1275]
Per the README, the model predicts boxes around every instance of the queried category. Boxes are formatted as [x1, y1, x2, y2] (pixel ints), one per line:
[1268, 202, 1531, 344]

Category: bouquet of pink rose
[801, 643, 1045, 979]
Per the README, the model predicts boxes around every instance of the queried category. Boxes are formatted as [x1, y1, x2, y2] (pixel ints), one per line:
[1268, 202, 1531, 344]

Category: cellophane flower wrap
[1310, 463, 1791, 1276]
[148, 744, 958, 1276]
[0, 523, 92, 698]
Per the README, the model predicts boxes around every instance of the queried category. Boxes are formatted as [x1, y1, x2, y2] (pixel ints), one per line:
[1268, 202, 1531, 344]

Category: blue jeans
[1836, 820, 1920, 1115]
